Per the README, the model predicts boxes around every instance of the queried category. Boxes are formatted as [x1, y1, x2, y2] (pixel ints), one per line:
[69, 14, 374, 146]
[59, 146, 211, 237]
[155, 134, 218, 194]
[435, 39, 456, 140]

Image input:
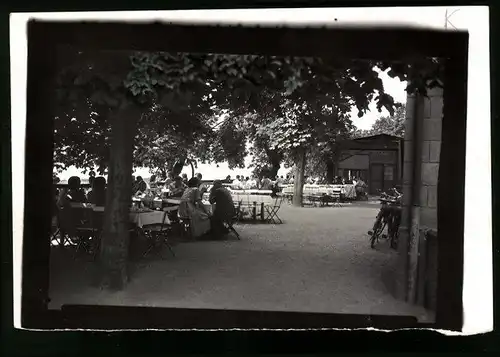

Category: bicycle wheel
[371, 221, 386, 248]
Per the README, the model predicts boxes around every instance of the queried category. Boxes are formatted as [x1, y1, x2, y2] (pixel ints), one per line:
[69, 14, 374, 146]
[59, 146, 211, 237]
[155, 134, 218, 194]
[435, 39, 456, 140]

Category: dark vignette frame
[22, 21, 468, 333]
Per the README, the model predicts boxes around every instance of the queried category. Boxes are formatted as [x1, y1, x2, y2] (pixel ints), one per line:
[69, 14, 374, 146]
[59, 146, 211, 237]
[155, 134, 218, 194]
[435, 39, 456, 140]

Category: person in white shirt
[245, 175, 257, 189]
[232, 175, 242, 190]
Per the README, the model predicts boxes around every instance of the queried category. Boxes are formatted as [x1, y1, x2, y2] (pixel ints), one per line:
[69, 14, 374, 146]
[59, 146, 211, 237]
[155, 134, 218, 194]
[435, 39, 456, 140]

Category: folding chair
[224, 200, 242, 240]
[235, 194, 252, 221]
[141, 209, 175, 258]
[265, 195, 285, 224]
[50, 208, 65, 247]
[330, 189, 342, 207]
[310, 187, 323, 207]
[89, 209, 105, 261]
[57, 205, 95, 255]
[178, 212, 193, 240]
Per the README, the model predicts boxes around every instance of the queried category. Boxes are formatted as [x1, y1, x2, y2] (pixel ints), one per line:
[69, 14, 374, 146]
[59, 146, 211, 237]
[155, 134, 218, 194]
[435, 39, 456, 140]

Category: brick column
[396, 87, 443, 307]
[420, 87, 442, 229]
[417, 87, 442, 310]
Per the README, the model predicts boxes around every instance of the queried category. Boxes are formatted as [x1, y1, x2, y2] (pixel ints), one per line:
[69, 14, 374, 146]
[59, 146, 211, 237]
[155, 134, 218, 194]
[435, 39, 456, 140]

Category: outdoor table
[231, 194, 274, 221]
[129, 209, 171, 228]
[330, 184, 356, 199]
[281, 184, 356, 200]
[230, 189, 272, 195]
[71, 204, 176, 228]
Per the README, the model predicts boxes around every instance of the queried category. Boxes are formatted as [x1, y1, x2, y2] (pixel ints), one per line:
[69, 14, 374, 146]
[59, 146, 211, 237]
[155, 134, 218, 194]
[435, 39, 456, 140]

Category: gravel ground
[49, 203, 434, 322]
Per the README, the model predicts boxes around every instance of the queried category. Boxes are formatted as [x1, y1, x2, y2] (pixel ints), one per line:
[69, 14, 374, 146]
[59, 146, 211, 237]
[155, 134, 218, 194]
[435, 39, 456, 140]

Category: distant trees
[351, 103, 406, 139]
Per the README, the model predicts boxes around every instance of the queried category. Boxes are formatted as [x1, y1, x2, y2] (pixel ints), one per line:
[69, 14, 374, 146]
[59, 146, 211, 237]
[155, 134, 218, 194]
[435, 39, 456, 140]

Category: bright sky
[11, 6, 491, 333]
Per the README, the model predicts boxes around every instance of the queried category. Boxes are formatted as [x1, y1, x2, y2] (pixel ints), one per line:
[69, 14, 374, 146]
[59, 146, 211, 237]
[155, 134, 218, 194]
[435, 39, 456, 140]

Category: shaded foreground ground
[49, 203, 434, 322]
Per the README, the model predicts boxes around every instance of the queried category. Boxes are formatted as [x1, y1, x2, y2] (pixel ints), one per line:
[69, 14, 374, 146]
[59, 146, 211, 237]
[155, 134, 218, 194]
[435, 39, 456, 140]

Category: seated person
[260, 176, 272, 190]
[231, 175, 242, 190]
[169, 176, 187, 198]
[196, 173, 209, 197]
[334, 176, 343, 185]
[244, 175, 257, 190]
[87, 176, 107, 206]
[178, 178, 211, 239]
[57, 176, 87, 207]
[149, 175, 158, 190]
[209, 180, 236, 238]
[355, 178, 367, 198]
[133, 176, 148, 195]
[304, 176, 314, 185]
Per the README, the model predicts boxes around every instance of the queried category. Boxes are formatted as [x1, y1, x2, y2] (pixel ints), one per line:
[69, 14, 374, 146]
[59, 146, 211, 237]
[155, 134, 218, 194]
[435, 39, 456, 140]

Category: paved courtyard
[49, 203, 433, 322]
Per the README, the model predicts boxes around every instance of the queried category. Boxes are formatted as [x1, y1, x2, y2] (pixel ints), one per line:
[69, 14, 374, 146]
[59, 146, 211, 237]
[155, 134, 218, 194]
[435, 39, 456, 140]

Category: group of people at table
[53, 174, 239, 240]
[52, 170, 369, 240]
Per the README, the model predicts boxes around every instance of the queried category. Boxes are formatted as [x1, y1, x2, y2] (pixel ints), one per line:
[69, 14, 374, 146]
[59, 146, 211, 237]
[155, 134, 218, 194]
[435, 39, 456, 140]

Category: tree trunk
[97, 102, 139, 290]
[269, 161, 281, 179]
[189, 160, 195, 178]
[332, 146, 341, 179]
[292, 147, 306, 207]
[172, 159, 185, 177]
[326, 158, 334, 184]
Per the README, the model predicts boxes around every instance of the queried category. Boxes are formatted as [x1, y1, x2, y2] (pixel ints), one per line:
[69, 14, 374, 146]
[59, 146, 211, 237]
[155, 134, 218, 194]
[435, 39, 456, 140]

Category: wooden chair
[141, 209, 175, 258]
[57, 205, 96, 255]
[330, 189, 342, 207]
[223, 200, 242, 240]
[264, 195, 285, 224]
[178, 213, 193, 240]
[309, 187, 323, 207]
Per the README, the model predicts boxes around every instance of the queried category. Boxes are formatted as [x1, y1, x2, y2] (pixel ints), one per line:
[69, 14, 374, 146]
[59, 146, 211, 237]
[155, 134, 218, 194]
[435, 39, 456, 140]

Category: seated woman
[169, 176, 187, 198]
[87, 176, 107, 206]
[209, 180, 236, 239]
[178, 178, 212, 239]
[196, 173, 208, 197]
[57, 176, 87, 207]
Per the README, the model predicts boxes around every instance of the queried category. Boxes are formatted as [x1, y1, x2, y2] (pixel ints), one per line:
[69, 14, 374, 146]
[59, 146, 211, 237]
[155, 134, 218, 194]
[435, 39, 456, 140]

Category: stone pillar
[420, 87, 442, 229]
[396, 87, 443, 309]
[417, 87, 442, 310]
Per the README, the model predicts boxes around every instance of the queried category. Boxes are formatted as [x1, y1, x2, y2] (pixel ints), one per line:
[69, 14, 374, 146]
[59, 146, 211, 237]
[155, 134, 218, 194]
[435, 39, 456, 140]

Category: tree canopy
[53, 48, 442, 177]
[350, 103, 406, 139]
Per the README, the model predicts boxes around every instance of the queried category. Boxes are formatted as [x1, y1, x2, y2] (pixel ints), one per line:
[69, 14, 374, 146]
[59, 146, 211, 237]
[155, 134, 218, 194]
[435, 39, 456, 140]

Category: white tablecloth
[71, 204, 171, 228]
[130, 210, 170, 228]
[281, 184, 357, 199]
[231, 193, 274, 205]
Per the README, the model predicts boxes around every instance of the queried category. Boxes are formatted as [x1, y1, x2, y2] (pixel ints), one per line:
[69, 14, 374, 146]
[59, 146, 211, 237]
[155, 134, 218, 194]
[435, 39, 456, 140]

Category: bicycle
[368, 188, 402, 250]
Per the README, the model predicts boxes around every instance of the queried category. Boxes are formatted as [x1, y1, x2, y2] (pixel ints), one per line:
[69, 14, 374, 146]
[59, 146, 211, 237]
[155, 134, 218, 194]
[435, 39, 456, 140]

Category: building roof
[341, 133, 403, 151]
[351, 133, 403, 141]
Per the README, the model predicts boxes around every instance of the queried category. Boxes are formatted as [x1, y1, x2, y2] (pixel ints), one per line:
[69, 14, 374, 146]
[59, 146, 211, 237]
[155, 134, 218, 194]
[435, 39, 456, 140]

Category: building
[337, 134, 404, 194]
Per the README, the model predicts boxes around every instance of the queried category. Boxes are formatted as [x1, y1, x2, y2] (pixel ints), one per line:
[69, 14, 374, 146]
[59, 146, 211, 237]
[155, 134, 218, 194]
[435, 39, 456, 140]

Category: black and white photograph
[11, 6, 492, 334]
